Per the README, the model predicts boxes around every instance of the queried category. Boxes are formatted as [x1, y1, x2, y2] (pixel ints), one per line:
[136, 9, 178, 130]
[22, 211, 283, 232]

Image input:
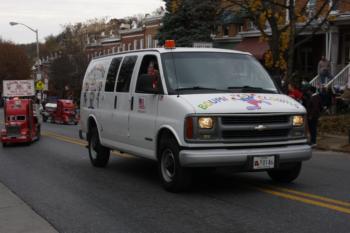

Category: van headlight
[185, 116, 218, 141]
[292, 115, 304, 127]
[198, 117, 214, 129]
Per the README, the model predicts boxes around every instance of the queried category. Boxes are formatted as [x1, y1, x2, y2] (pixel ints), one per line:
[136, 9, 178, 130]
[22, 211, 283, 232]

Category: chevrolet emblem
[254, 125, 267, 131]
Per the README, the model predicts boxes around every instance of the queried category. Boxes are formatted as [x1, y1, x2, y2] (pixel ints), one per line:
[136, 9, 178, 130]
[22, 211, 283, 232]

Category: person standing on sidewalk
[318, 56, 331, 85]
[306, 86, 323, 147]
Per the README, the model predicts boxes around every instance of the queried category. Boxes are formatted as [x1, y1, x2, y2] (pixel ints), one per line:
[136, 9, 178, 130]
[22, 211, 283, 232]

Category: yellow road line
[42, 132, 87, 147]
[43, 131, 134, 159]
[255, 186, 350, 215]
[266, 186, 350, 208]
[43, 131, 86, 145]
[42, 130, 350, 215]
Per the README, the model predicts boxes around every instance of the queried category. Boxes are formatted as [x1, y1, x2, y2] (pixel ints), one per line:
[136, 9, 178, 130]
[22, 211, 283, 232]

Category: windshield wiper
[175, 86, 226, 92]
[228, 86, 277, 94]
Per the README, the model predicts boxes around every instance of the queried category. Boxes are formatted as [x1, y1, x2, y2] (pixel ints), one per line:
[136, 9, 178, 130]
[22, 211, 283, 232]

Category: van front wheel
[88, 127, 110, 167]
[158, 136, 191, 192]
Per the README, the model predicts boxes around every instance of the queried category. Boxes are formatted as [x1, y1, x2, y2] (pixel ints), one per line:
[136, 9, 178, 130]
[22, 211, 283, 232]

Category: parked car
[79, 42, 312, 192]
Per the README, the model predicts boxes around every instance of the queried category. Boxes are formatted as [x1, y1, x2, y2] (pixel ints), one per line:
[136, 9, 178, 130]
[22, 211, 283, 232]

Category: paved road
[0, 111, 349, 233]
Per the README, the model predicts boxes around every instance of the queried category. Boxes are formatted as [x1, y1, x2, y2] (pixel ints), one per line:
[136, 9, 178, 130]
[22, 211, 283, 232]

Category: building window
[307, 0, 316, 17]
[140, 39, 144, 49]
[147, 34, 152, 48]
[154, 40, 159, 48]
[134, 40, 138, 50]
[247, 21, 257, 31]
[329, 0, 339, 11]
[223, 25, 230, 36]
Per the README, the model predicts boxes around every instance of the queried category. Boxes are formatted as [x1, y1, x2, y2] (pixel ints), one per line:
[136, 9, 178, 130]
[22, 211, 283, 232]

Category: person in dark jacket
[306, 86, 323, 147]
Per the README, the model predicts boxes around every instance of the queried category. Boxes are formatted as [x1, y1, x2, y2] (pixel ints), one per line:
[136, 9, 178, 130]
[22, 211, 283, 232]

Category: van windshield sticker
[197, 94, 300, 110]
[83, 63, 106, 108]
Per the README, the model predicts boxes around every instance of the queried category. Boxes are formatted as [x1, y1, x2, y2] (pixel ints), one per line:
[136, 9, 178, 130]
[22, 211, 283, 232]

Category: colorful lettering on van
[198, 96, 229, 110]
[198, 94, 301, 110]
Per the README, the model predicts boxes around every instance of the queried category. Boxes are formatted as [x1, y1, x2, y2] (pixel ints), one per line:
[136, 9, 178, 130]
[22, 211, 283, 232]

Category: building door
[342, 33, 350, 65]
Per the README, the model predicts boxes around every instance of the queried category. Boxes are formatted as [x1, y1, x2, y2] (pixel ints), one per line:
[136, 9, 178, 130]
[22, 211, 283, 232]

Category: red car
[1, 98, 41, 146]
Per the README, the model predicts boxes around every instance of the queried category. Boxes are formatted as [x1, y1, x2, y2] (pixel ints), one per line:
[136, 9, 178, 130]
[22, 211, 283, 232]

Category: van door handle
[130, 96, 134, 111]
[114, 96, 117, 109]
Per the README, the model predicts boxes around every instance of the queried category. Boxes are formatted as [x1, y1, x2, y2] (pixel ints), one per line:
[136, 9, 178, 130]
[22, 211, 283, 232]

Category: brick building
[85, 10, 164, 60]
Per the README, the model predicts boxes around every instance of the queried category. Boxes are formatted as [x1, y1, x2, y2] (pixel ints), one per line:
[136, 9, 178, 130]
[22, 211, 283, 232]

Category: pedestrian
[301, 78, 311, 107]
[306, 86, 323, 147]
[288, 83, 303, 103]
[318, 55, 331, 85]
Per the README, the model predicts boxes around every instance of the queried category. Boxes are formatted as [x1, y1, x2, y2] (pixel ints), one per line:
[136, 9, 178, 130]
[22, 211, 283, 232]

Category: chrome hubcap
[90, 134, 98, 160]
[161, 149, 176, 182]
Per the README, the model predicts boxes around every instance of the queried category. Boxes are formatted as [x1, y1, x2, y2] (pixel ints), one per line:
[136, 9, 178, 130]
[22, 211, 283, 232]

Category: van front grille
[221, 115, 290, 125]
[222, 129, 290, 139]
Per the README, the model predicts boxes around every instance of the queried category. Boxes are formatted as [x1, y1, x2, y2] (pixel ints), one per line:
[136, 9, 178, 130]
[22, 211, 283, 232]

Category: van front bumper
[179, 144, 312, 167]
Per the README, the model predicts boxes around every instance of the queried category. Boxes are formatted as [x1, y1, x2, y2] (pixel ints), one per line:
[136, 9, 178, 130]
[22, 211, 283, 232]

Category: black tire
[88, 127, 110, 167]
[267, 162, 302, 183]
[2, 143, 8, 147]
[158, 136, 192, 192]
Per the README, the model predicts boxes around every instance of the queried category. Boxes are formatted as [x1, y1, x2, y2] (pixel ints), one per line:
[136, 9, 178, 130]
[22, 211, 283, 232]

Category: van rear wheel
[267, 162, 302, 183]
[158, 136, 191, 192]
[88, 127, 110, 167]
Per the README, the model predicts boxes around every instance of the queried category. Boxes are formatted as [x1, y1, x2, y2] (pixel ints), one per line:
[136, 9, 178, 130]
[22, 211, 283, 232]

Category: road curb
[0, 182, 58, 233]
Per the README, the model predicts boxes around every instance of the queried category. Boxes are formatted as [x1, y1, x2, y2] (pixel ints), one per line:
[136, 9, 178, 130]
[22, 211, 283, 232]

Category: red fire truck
[41, 99, 79, 125]
[1, 98, 41, 146]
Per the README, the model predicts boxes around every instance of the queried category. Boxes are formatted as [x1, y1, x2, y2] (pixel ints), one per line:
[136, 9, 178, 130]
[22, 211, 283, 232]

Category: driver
[147, 61, 160, 89]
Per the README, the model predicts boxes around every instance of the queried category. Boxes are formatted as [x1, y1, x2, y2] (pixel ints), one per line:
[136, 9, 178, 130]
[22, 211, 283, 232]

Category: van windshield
[161, 52, 278, 95]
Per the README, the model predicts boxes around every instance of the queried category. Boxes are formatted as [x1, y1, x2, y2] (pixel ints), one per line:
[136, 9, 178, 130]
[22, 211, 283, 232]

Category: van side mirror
[136, 74, 162, 94]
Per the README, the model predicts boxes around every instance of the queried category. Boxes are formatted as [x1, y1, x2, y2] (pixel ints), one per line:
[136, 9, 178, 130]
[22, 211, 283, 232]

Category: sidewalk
[0, 182, 57, 233]
[316, 134, 350, 153]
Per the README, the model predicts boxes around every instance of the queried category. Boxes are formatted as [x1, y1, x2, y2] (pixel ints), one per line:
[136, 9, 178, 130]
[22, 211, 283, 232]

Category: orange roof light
[165, 40, 176, 49]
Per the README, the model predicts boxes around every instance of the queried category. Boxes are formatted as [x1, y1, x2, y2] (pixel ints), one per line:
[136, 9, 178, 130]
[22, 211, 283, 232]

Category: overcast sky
[0, 0, 164, 44]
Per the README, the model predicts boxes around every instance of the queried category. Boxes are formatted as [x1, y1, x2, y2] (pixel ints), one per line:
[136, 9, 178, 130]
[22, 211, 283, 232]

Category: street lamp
[9, 21, 40, 66]
[10, 21, 43, 102]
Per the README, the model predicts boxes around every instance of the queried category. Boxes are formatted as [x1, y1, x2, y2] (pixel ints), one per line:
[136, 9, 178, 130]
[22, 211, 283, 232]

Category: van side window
[136, 55, 161, 93]
[105, 57, 122, 92]
[116, 56, 137, 92]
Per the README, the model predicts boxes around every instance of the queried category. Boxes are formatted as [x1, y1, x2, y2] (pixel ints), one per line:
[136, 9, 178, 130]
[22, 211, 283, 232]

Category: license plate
[253, 156, 275, 170]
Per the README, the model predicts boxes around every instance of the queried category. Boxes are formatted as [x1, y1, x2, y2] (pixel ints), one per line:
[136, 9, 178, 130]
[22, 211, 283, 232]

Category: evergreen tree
[158, 0, 218, 47]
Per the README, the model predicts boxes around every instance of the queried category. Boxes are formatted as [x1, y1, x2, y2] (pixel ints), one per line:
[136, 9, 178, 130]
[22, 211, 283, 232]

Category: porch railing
[309, 74, 320, 88]
[326, 62, 350, 89]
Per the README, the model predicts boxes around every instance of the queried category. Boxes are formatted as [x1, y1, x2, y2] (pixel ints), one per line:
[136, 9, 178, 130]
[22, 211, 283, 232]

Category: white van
[79, 45, 311, 192]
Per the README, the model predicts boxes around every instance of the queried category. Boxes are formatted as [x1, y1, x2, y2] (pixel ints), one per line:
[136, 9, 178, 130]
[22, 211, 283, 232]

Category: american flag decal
[139, 98, 145, 110]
